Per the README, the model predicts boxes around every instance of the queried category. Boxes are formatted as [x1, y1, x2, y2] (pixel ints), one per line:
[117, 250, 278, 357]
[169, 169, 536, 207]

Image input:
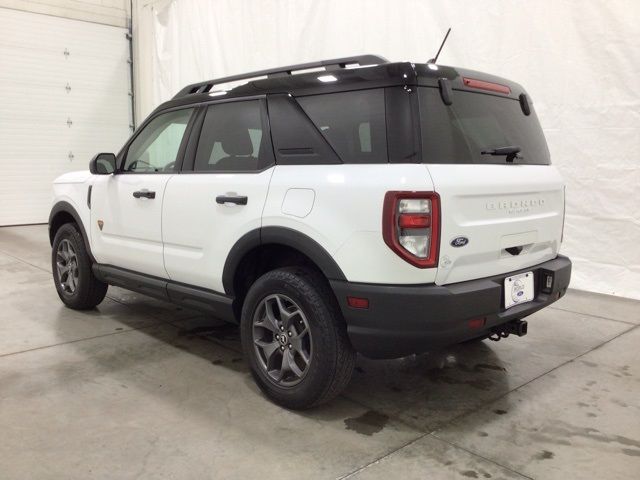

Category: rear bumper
[330, 255, 571, 359]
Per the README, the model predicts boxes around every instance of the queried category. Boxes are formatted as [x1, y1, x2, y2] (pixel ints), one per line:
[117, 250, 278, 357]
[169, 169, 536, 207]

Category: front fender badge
[97, 220, 104, 231]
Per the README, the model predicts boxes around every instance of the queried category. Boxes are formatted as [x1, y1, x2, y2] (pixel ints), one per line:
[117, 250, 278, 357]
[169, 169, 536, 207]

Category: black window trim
[180, 95, 276, 175]
[267, 93, 342, 166]
[385, 85, 422, 164]
[116, 105, 198, 175]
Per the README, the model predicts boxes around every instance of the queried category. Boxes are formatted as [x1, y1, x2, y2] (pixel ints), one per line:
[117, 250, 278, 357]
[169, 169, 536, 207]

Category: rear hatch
[417, 84, 564, 285]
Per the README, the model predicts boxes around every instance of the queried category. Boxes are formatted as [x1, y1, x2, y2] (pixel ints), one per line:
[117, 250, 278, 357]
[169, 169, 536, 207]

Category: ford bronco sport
[49, 55, 571, 409]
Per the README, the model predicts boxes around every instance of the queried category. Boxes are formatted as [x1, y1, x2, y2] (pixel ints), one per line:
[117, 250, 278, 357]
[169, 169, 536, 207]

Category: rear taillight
[382, 191, 440, 268]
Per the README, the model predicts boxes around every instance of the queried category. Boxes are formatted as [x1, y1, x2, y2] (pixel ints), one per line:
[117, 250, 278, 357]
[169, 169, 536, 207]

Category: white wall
[0, 0, 129, 27]
[0, 7, 133, 225]
[132, 0, 640, 299]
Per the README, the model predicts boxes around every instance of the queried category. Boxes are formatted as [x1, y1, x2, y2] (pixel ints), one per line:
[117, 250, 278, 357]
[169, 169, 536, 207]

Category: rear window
[419, 87, 550, 165]
[297, 89, 387, 164]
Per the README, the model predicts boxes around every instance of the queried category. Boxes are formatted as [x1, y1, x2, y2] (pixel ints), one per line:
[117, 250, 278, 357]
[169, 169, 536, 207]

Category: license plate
[504, 271, 535, 309]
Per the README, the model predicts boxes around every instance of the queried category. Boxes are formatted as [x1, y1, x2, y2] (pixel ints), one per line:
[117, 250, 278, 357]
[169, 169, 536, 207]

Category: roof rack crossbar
[173, 54, 388, 99]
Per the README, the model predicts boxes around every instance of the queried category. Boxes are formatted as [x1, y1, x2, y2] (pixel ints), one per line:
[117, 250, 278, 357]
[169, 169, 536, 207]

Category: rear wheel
[241, 267, 355, 409]
[52, 223, 108, 310]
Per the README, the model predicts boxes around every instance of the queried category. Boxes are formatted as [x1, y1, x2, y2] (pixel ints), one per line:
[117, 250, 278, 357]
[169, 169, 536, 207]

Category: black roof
[154, 54, 527, 114]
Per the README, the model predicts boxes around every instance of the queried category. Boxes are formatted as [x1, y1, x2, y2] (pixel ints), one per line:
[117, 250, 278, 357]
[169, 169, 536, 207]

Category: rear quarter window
[419, 87, 550, 165]
[297, 89, 388, 164]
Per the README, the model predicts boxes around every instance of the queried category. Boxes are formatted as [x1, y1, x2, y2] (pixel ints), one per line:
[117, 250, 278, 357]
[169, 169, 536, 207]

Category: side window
[194, 100, 273, 172]
[123, 108, 194, 173]
[297, 89, 387, 164]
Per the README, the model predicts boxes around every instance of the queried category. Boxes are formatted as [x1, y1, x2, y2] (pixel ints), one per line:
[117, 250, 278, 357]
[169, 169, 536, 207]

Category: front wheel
[52, 223, 108, 310]
[241, 267, 355, 409]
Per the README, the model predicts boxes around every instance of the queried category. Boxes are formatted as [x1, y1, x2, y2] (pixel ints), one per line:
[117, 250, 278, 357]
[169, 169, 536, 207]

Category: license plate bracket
[504, 271, 535, 309]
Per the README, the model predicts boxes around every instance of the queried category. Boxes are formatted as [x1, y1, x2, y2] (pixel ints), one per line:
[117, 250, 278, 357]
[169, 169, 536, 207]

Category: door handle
[216, 195, 248, 205]
[133, 190, 156, 199]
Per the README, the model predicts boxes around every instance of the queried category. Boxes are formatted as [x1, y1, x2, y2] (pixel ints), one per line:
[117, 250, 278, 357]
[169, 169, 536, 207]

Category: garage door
[0, 8, 132, 226]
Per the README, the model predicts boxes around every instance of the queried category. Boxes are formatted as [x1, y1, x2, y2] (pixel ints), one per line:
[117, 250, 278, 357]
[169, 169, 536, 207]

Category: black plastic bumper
[330, 255, 572, 359]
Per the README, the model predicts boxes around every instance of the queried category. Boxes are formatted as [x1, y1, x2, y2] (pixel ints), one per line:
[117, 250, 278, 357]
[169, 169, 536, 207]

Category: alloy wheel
[56, 239, 79, 294]
[252, 294, 312, 387]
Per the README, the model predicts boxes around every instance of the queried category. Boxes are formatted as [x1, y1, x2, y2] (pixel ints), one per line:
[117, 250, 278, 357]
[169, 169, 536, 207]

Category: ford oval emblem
[451, 236, 469, 248]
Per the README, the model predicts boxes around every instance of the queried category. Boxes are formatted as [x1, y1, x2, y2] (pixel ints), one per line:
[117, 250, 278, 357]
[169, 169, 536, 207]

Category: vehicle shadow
[170, 316, 514, 432]
[344, 340, 512, 432]
[57, 301, 511, 431]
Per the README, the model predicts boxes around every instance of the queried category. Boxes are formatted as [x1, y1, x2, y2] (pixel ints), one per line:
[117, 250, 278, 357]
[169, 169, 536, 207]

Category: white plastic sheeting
[133, 0, 640, 299]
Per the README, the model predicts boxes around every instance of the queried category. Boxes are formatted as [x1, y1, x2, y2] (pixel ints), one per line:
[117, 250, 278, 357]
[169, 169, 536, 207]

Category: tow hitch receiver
[489, 319, 528, 341]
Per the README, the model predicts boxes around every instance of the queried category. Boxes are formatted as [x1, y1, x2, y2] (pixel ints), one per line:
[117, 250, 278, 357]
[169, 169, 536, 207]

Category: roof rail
[173, 54, 389, 99]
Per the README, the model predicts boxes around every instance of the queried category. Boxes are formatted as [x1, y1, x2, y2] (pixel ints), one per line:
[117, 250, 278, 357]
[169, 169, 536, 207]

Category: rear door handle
[133, 190, 156, 199]
[216, 195, 248, 205]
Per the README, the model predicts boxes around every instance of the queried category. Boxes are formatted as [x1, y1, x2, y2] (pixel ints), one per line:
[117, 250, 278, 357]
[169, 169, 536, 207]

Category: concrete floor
[0, 225, 638, 480]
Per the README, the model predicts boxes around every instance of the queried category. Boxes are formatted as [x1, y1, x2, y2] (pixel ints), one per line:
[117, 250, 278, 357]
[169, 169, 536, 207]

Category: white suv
[49, 55, 571, 409]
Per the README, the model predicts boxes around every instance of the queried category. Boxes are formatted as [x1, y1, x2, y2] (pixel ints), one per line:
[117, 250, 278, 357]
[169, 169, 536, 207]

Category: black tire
[241, 267, 356, 409]
[52, 223, 108, 310]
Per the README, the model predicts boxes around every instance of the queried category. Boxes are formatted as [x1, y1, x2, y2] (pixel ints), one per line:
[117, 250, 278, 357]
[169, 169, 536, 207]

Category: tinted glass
[297, 89, 387, 164]
[124, 108, 193, 172]
[194, 100, 272, 172]
[419, 87, 550, 165]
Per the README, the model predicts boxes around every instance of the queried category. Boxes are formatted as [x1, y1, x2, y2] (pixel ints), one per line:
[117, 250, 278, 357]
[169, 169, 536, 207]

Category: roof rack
[173, 54, 389, 99]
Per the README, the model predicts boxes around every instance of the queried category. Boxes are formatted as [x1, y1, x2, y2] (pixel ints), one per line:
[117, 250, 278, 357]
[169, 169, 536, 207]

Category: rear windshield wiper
[481, 146, 522, 163]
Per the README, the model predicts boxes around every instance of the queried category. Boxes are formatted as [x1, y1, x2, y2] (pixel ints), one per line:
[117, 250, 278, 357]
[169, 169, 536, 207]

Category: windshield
[418, 87, 550, 165]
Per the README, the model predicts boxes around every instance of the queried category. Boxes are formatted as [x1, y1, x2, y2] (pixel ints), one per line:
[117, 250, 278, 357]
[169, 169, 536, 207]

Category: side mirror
[90, 153, 117, 175]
